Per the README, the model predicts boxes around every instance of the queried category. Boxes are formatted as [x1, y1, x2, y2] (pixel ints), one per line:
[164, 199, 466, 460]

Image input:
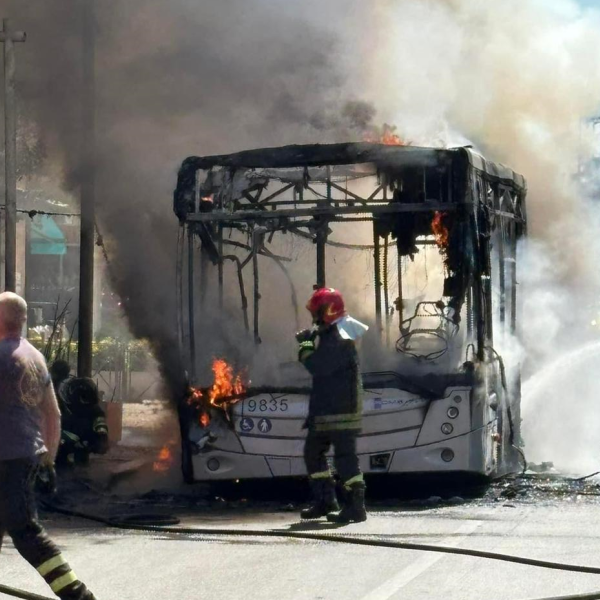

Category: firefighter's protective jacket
[56, 378, 109, 463]
[299, 326, 362, 431]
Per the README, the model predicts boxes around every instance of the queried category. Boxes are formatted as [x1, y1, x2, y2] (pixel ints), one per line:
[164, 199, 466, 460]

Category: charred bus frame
[173, 142, 527, 482]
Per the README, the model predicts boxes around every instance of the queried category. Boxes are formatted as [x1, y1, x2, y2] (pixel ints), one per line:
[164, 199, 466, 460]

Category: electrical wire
[0, 206, 80, 218]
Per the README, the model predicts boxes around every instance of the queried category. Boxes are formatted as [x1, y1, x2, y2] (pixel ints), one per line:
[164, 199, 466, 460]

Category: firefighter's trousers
[0, 458, 94, 600]
[304, 429, 362, 484]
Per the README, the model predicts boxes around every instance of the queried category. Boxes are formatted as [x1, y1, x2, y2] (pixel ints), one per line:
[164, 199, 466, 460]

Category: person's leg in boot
[301, 431, 339, 519]
[327, 432, 367, 524]
[0, 458, 96, 600]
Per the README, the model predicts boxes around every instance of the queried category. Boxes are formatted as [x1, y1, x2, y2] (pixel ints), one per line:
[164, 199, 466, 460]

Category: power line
[0, 206, 81, 218]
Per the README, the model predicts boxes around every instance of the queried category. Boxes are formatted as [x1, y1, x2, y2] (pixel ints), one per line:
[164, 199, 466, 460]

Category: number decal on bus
[246, 398, 289, 412]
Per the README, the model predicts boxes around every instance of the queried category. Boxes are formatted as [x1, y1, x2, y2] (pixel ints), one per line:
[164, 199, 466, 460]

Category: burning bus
[172, 142, 527, 482]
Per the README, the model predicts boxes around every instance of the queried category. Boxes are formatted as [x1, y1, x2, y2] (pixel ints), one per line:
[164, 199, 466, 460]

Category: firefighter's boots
[301, 477, 340, 519]
[327, 481, 367, 524]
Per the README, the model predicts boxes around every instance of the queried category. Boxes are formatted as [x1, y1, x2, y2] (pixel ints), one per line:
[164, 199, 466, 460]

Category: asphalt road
[3, 494, 600, 600]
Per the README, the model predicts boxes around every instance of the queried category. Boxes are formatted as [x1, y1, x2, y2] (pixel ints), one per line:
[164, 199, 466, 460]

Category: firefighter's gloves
[298, 340, 316, 362]
[297, 329, 317, 362]
[37, 454, 58, 496]
[295, 328, 317, 343]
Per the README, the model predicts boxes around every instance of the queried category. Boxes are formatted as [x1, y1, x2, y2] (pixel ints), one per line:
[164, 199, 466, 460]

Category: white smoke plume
[364, 0, 600, 472]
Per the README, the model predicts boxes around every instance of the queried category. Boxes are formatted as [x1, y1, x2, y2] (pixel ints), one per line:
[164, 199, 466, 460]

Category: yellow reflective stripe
[344, 474, 364, 489]
[314, 413, 361, 424]
[37, 555, 67, 577]
[310, 470, 332, 480]
[93, 418, 108, 433]
[50, 571, 79, 593]
[314, 421, 361, 432]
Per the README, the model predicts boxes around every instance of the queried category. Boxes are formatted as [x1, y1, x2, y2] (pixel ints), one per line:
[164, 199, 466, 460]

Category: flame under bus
[173, 143, 527, 482]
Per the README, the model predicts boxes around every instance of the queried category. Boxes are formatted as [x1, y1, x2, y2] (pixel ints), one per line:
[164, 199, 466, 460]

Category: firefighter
[56, 377, 109, 466]
[0, 292, 96, 600]
[297, 287, 369, 524]
[49, 359, 71, 413]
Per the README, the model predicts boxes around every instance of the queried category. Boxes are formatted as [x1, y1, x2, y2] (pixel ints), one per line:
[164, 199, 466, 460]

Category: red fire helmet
[306, 288, 346, 325]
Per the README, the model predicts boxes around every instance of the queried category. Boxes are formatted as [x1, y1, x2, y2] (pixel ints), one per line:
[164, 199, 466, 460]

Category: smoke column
[364, 0, 600, 472]
[1, 0, 369, 394]
[4, 0, 600, 471]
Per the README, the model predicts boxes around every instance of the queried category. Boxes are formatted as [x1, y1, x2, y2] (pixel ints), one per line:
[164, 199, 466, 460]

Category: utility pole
[78, 0, 95, 377]
[0, 19, 26, 292]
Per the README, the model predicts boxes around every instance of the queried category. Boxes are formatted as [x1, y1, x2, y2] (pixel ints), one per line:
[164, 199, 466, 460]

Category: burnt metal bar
[305, 185, 328, 200]
[328, 180, 371, 205]
[217, 224, 224, 309]
[510, 221, 518, 334]
[262, 199, 392, 207]
[181, 143, 445, 171]
[383, 234, 390, 346]
[176, 225, 185, 360]
[252, 230, 261, 343]
[222, 255, 249, 331]
[373, 224, 382, 335]
[466, 284, 473, 339]
[242, 190, 267, 208]
[188, 225, 197, 381]
[255, 182, 295, 206]
[200, 249, 209, 308]
[316, 219, 327, 288]
[368, 185, 384, 200]
[187, 202, 460, 223]
[497, 219, 506, 324]
[396, 252, 404, 329]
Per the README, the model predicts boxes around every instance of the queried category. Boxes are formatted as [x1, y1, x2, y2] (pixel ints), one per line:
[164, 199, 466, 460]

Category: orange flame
[153, 443, 175, 473]
[187, 358, 247, 428]
[432, 211, 450, 250]
[208, 358, 246, 404]
[364, 123, 408, 146]
[200, 412, 210, 428]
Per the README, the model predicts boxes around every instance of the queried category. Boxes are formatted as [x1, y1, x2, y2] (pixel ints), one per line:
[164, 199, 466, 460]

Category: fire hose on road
[2, 502, 600, 600]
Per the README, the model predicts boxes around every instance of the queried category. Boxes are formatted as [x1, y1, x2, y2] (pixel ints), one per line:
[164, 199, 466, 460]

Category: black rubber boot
[57, 582, 96, 600]
[301, 478, 340, 519]
[327, 482, 367, 524]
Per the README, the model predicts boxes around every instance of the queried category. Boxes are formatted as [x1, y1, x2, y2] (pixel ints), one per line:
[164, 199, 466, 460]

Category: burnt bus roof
[175, 142, 527, 199]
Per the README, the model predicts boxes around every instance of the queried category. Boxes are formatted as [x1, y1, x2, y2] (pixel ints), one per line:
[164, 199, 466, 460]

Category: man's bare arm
[39, 380, 61, 461]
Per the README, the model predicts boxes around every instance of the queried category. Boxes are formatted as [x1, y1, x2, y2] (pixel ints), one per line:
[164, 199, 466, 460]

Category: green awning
[30, 216, 67, 255]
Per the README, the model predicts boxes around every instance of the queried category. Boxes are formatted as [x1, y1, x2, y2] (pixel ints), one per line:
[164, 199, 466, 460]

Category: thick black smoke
[1, 0, 373, 397]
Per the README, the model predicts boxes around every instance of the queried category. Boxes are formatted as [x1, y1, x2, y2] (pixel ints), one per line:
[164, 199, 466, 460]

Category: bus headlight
[441, 449, 455, 462]
[207, 458, 221, 472]
[447, 406, 459, 419]
[441, 423, 454, 435]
